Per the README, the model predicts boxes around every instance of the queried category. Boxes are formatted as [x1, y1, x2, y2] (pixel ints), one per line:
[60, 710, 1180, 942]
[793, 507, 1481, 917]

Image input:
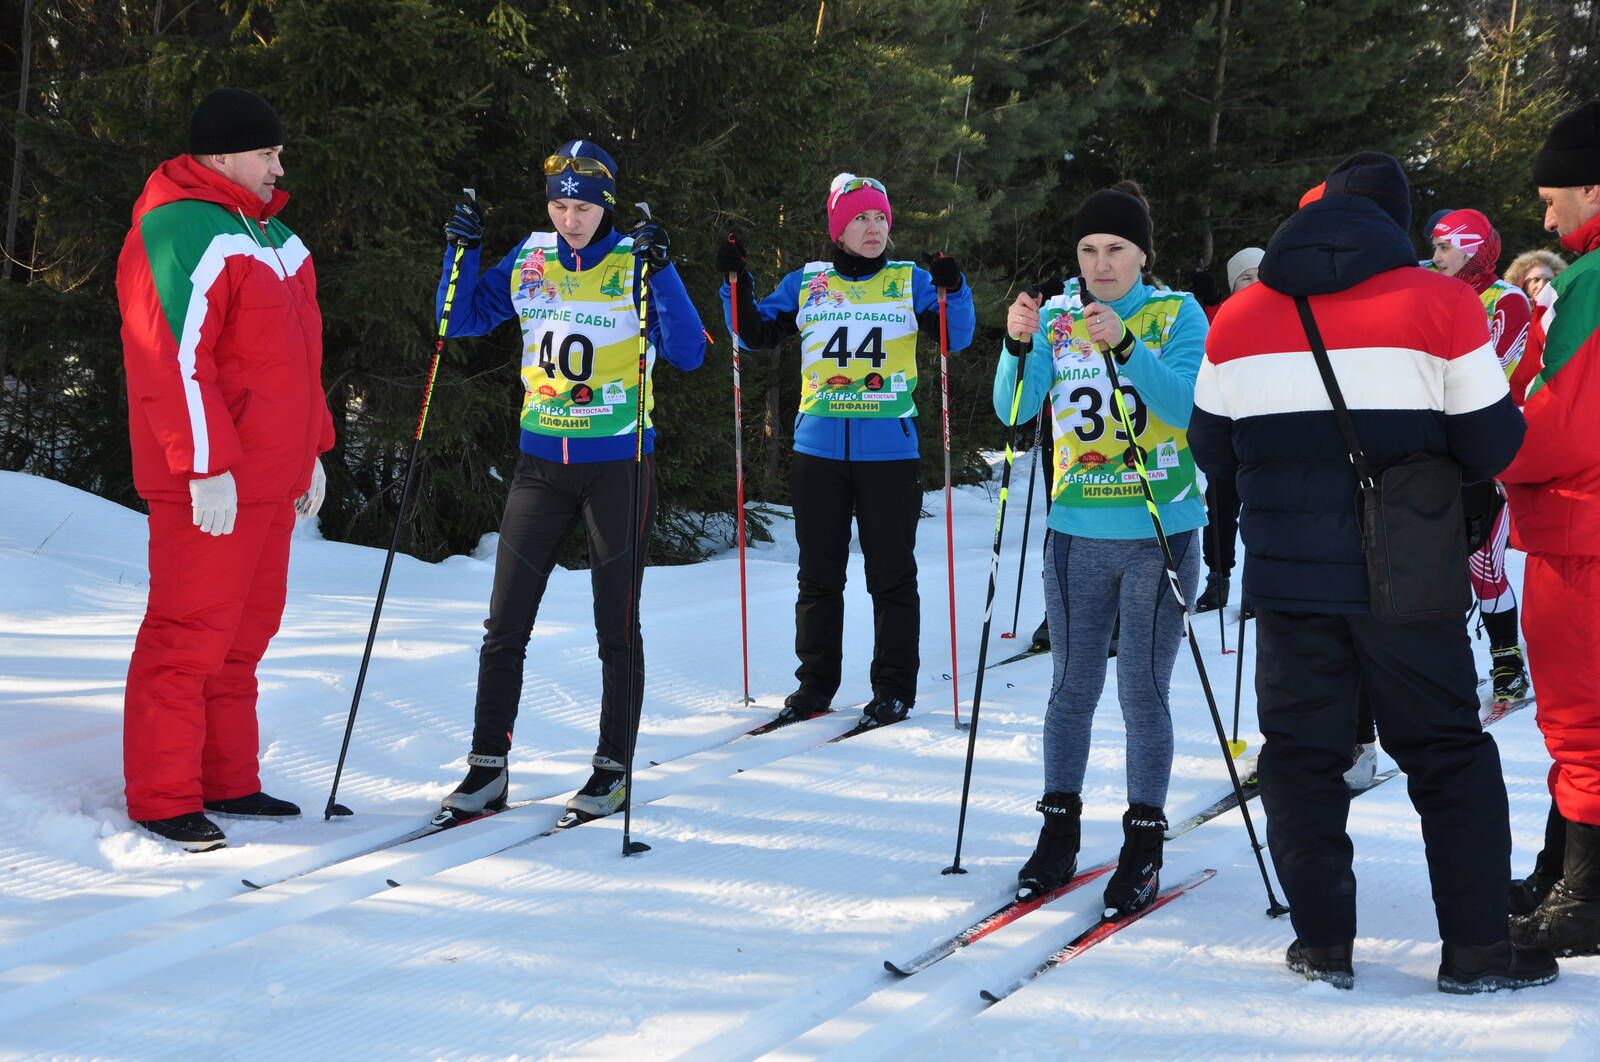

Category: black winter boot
[1103, 803, 1166, 918]
[1016, 792, 1082, 900]
[860, 696, 911, 728]
[135, 812, 227, 852]
[1285, 939, 1354, 990]
[204, 791, 301, 819]
[1437, 940, 1558, 993]
[1510, 799, 1567, 916]
[1512, 820, 1600, 957]
[775, 688, 833, 725]
[1194, 574, 1228, 614]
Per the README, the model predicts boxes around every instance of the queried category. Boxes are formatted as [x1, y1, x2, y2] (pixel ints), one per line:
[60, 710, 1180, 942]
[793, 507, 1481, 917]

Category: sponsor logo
[538, 384, 557, 398]
[569, 405, 612, 417]
[572, 384, 594, 405]
[1080, 451, 1108, 468]
[864, 372, 884, 391]
[827, 375, 852, 387]
[890, 371, 908, 393]
[1156, 441, 1180, 469]
[603, 381, 627, 405]
[518, 248, 547, 294]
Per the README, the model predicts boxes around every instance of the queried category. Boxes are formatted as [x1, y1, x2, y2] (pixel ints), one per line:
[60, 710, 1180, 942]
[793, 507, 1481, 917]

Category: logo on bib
[603, 382, 627, 405]
[865, 373, 884, 391]
[1079, 450, 1108, 468]
[518, 248, 547, 295]
[827, 375, 851, 387]
[572, 384, 594, 405]
[804, 274, 846, 309]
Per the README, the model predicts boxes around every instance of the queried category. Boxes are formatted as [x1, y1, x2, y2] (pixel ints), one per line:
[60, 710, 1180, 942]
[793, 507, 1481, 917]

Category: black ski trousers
[789, 453, 921, 704]
[1255, 608, 1511, 948]
[472, 451, 654, 765]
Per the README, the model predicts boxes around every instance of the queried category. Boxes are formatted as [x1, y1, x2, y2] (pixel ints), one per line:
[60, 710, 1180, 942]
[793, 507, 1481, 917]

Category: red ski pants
[1523, 552, 1600, 827]
[124, 500, 295, 821]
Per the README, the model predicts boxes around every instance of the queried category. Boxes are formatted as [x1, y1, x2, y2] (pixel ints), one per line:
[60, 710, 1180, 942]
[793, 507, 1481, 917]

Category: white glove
[189, 471, 238, 536]
[295, 457, 326, 518]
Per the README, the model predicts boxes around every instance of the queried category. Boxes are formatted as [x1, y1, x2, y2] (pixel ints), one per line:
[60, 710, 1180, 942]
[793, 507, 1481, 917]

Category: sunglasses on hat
[543, 154, 615, 180]
[836, 176, 887, 196]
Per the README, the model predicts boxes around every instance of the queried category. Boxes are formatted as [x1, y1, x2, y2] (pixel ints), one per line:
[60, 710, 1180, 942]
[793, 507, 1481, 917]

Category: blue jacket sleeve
[993, 333, 1054, 427]
[912, 267, 976, 352]
[436, 242, 518, 337]
[640, 261, 705, 371]
[1116, 294, 1206, 428]
[719, 270, 803, 351]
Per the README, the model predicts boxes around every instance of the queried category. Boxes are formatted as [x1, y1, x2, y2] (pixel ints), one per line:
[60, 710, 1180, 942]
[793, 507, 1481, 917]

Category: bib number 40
[537, 331, 596, 381]
[822, 326, 886, 369]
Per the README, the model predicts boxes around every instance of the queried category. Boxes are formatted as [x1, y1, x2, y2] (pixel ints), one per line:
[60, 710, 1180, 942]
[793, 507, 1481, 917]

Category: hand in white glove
[295, 457, 326, 518]
[189, 471, 238, 536]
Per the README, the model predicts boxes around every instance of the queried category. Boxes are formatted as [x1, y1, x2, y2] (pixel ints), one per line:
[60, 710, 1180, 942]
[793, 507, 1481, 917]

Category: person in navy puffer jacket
[1191, 152, 1555, 994]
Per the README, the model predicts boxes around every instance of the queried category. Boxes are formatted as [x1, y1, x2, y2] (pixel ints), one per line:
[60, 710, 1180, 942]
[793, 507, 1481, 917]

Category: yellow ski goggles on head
[835, 176, 887, 196]
[543, 154, 615, 180]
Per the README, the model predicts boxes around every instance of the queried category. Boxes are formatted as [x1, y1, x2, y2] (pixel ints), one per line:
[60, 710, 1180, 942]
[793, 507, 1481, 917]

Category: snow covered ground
[0, 463, 1594, 1060]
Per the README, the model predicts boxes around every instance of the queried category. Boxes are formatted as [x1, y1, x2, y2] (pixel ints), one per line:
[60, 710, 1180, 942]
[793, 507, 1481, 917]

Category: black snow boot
[1194, 574, 1228, 614]
[1102, 803, 1166, 918]
[1016, 792, 1083, 900]
[565, 758, 627, 819]
[775, 688, 833, 725]
[1030, 617, 1051, 653]
[204, 791, 301, 819]
[135, 812, 227, 852]
[1437, 940, 1558, 994]
[1285, 939, 1354, 990]
[860, 696, 912, 728]
[1510, 799, 1567, 916]
[1512, 820, 1600, 957]
[439, 753, 509, 820]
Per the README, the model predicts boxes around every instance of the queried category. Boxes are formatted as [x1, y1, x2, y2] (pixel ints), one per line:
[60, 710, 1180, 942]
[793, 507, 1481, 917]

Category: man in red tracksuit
[1502, 100, 1600, 955]
[116, 88, 334, 851]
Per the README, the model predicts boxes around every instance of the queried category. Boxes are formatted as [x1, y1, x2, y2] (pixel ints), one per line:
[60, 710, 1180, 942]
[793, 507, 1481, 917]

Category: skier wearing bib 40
[1432, 208, 1532, 701]
[995, 186, 1207, 918]
[432, 141, 706, 823]
[716, 174, 974, 729]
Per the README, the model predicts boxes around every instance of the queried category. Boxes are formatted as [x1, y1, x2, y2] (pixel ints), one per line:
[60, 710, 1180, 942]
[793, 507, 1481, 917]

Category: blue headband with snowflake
[545, 140, 618, 211]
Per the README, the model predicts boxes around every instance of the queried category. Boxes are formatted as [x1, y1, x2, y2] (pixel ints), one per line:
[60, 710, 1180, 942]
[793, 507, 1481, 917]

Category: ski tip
[979, 989, 1001, 1004]
[241, 878, 262, 890]
[385, 879, 400, 888]
[884, 960, 908, 976]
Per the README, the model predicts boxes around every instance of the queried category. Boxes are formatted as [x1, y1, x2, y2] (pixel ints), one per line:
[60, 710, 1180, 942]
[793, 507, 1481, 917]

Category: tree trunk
[4, 0, 36, 287]
[1198, 0, 1233, 269]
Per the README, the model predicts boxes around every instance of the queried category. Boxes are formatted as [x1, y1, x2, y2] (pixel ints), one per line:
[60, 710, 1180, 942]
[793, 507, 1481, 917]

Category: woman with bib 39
[716, 173, 974, 729]
[995, 186, 1207, 917]
[432, 141, 705, 823]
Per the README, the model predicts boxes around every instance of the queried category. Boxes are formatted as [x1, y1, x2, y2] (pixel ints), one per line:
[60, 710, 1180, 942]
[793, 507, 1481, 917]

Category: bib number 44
[822, 325, 886, 369]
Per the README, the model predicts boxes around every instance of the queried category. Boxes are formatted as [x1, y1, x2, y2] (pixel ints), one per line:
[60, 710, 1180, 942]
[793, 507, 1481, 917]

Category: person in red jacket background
[116, 88, 334, 851]
[1502, 100, 1600, 956]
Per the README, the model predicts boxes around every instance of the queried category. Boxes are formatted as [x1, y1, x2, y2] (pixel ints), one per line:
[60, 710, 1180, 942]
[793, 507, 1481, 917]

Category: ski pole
[727, 241, 753, 707]
[323, 186, 475, 821]
[945, 306, 1035, 875]
[1003, 406, 1045, 639]
[1230, 605, 1247, 758]
[938, 286, 962, 729]
[1077, 277, 1285, 917]
[1213, 504, 1232, 655]
[621, 202, 656, 858]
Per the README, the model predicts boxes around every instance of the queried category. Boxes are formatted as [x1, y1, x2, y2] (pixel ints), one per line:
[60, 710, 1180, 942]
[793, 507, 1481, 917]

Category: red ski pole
[939, 288, 962, 729]
[728, 250, 752, 706]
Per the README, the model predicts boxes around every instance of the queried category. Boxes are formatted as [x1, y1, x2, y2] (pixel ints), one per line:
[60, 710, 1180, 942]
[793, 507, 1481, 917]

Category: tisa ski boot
[1017, 792, 1082, 900]
[1490, 644, 1531, 704]
[560, 757, 627, 827]
[1103, 803, 1166, 918]
[860, 696, 911, 729]
[435, 753, 508, 826]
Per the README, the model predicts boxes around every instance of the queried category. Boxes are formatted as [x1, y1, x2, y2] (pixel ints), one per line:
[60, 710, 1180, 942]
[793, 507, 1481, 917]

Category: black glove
[926, 252, 963, 292]
[631, 220, 671, 269]
[443, 198, 482, 249]
[715, 231, 748, 275]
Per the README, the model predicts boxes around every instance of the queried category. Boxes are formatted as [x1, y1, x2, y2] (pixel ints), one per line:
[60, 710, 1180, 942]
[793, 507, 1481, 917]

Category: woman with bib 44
[716, 173, 975, 730]
[430, 141, 706, 824]
[995, 185, 1208, 919]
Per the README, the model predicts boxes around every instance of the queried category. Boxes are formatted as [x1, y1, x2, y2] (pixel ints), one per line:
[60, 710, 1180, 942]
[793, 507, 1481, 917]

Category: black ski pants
[789, 453, 921, 704]
[472, 451, 654, 766]
[1202, 472, 1240, 577]
[1255, 608, 1511, 948]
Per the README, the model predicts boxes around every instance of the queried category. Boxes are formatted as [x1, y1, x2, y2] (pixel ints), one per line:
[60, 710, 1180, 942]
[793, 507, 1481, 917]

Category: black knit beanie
[1071, 189, 1152, 260]
[189, 88, 284, 155]
[1533, 100, 1600, 188]
[1323, 151, 1411, 231]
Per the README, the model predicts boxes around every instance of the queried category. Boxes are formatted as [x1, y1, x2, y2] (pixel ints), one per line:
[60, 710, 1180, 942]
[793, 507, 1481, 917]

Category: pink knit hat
[827, 173, 892, 244]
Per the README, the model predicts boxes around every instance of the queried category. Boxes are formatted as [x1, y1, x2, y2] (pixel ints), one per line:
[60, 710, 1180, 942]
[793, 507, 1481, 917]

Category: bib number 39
[1069, 385, 1148, 443]
[537, 332, 596, 382]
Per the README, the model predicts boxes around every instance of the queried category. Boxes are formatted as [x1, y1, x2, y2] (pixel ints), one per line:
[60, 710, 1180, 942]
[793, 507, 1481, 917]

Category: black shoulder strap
[1293, 295, 1376, 490]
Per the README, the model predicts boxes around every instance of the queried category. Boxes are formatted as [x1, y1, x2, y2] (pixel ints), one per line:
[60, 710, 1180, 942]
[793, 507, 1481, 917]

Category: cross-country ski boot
[1030, 617, 1051, 653]
[1510, 799, 1567, 916]
[1490, 644, 1531, 704]
[134, 812, 227, 853]
[1286, 939, 1354, 990]
[860, 696, 911, 730]
[1194, 574, 1228, 614]
[1512, 820, 1600, 958]
[436, 753, 509, 826]
[774, 688, 832, 726]
[1017, 792, 1082, 900]
[1103, 803, 1166, 918]
[561, 757, 627, 827]
[1344, 742, 1378, 790]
